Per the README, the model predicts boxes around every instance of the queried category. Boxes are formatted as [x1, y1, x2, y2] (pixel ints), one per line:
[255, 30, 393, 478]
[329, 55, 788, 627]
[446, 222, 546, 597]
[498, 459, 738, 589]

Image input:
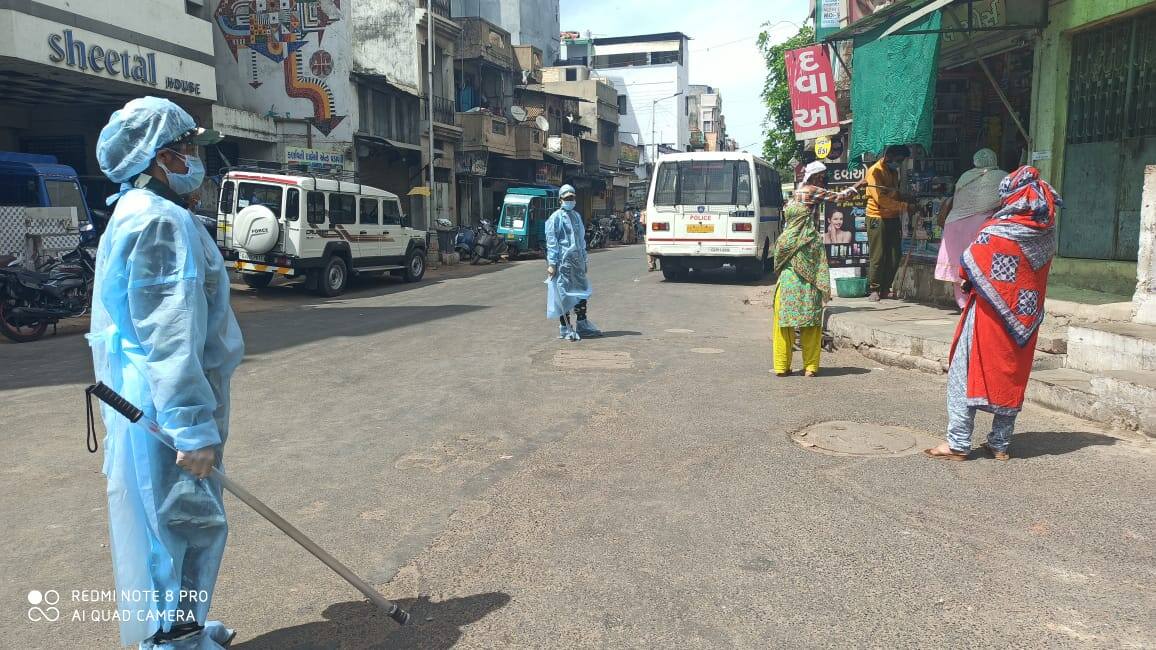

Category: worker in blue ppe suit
[89, 97, 243, 650]
[546, 184, 600, 340]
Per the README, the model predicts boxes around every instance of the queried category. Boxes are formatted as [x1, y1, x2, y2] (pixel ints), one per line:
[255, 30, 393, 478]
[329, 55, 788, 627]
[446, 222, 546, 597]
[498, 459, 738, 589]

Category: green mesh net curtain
[848, 10, 943, 166]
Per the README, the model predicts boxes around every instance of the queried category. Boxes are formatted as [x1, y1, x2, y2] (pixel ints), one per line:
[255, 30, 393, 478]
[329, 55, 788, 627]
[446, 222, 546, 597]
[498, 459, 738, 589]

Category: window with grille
[1067, 11, 1156, 143]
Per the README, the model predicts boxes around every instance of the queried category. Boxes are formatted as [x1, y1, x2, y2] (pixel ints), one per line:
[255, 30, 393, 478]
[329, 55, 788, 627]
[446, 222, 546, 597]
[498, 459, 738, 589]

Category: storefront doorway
[1061, 10, 1156, 262]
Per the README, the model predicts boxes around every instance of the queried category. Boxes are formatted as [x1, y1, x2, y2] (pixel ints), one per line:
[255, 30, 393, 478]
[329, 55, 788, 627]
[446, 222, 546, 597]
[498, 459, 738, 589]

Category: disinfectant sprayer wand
[85, 382, 411, 626]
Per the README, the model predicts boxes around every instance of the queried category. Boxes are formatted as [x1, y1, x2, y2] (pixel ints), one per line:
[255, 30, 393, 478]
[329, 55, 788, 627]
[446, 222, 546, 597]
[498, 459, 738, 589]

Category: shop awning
[822, 0, 1049, 43]
[544, 150, 581, 166]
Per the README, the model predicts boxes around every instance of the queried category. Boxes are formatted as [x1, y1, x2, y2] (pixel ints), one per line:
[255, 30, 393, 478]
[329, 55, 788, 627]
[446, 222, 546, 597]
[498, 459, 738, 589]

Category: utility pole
[426, 0, 436, 231]
[650, 90, 683, 171]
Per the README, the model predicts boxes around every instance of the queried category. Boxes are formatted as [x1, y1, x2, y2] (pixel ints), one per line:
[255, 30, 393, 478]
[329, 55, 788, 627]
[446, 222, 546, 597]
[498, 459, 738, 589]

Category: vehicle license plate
[687, 223, 714, 234]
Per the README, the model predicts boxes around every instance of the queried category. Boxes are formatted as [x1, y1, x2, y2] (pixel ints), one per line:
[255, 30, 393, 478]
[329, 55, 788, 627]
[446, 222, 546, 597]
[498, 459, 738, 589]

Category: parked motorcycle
[0, 243, 96, 342]
[602, 216, 624, 242]
[470, 219, 508, 264]
[586, 220, 608, 250]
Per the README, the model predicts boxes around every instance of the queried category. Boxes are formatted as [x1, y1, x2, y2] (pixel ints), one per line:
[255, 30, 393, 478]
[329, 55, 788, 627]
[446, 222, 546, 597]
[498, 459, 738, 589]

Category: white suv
[216, 170, 427, 296]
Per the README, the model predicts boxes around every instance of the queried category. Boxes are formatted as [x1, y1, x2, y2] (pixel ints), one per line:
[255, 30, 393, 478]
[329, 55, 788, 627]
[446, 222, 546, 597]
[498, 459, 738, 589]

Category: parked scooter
[471, 219, 508, 264]
[0, 243, 96, 342]
[453, 225, 478, 259]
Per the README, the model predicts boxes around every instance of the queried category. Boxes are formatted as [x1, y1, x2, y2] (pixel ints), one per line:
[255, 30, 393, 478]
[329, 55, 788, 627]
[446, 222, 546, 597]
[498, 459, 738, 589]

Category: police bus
[645, 152, 783, 281]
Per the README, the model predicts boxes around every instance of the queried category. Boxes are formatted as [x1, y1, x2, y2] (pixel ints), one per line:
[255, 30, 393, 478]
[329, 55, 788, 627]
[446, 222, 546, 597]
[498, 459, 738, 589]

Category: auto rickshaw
[497, 186, 558, 258]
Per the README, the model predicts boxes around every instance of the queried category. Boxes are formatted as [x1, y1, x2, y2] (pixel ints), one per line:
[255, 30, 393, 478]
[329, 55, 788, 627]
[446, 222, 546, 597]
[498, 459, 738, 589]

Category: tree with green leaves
[758, 24, 815, 178]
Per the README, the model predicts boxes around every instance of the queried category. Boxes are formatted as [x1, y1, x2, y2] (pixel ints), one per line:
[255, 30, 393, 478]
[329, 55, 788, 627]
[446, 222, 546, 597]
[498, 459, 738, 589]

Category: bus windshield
[653, 160, 752, 207]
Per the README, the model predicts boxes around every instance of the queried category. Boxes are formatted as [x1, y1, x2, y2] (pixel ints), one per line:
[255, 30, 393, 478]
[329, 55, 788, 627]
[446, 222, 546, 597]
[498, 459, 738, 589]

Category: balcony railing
[427, 95, 457, 125]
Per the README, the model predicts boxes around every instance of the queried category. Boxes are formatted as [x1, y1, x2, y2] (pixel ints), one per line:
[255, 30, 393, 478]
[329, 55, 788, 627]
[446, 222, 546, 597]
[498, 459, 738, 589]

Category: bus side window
[285, 188, 300, 221]
[307, 191, 326, 224]
[653, 163, 679, 205]
[756, 166, 776, 208]
[735, 162, 752, 205]
[218, 181, 235, 215]
[763, 167, 783, 208]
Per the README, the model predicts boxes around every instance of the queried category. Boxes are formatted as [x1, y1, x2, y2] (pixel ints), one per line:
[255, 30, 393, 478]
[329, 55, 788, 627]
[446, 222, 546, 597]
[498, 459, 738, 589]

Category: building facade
[687, 84, 731, 152]
[1029, 0, 1156, 264]
[539, 71, 624, 218]
[450, 0, 560, 66]
[588, 32, 690, 173]
[824, 0, 1156, 303]
[210, 0, 458, 229]
[0, 0, 218, 203]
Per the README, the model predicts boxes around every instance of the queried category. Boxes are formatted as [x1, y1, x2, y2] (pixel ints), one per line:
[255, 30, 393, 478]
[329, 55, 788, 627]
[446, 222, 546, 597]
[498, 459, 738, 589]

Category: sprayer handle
[88, 382, 143, 423]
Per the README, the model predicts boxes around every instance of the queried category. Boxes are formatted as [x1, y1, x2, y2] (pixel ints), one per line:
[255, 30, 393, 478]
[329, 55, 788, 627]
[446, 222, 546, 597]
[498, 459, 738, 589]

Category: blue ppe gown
[545, 207, 592, 319]
[88, 177, 244, 648]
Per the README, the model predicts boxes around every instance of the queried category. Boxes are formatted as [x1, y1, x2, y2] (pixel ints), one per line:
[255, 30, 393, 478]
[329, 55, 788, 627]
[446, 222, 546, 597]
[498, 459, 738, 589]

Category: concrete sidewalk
[825, 297, 1154, 437]
[824, 298, 1068, 373]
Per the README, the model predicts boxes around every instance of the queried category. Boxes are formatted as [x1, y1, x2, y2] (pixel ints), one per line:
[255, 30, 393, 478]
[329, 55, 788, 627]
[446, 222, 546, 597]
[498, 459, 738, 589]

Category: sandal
[980, 443, 1010, 461]
[924, 446, 969, 461]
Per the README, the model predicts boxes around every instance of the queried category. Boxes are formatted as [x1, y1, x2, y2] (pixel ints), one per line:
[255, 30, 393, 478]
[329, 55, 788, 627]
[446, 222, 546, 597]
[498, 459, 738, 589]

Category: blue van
[0, 152, 94, 227]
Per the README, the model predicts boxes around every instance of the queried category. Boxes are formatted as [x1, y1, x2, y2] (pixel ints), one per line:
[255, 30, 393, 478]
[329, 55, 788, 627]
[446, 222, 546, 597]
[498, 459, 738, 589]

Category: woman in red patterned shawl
[925, 166, 1061, 461]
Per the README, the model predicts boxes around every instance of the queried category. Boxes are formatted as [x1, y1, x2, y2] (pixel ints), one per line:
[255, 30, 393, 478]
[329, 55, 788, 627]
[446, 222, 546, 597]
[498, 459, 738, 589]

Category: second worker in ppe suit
[89, 96, 243, 649]
[546, 185, 601, 341]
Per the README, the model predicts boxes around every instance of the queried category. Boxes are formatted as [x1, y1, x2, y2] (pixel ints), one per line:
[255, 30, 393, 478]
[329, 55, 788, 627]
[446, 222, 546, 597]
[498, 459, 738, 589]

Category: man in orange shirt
[864, 145, 914, 301]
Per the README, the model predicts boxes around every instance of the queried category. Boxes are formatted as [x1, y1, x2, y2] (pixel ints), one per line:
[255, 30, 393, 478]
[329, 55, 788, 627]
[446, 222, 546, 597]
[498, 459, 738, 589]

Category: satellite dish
[510, 106, 528, 122]
[535, 115, 550, 132]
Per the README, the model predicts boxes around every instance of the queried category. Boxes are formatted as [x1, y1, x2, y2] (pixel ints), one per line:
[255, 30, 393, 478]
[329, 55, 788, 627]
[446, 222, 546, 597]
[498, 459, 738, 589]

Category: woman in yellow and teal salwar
[772, 200, 832, 377]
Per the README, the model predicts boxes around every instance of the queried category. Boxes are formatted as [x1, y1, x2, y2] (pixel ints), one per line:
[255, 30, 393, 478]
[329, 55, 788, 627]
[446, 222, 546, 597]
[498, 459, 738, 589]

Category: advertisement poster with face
[819, 163, 869, 268]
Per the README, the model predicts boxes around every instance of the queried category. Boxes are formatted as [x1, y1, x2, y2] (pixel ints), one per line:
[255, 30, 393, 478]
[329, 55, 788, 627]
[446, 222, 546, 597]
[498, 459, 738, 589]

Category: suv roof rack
[222, 158, 365, 195]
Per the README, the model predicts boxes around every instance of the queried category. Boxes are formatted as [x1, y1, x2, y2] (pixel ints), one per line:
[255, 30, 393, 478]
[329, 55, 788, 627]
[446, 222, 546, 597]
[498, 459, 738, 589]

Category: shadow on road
[1010, 430, 1120, 458]
[0, 304, 485, 392]
[814, 366, 872, 377]
[242, 304, 486, 357]
[592, 330, 642, 339]
[233, 592, 511, 650]
[232, 259, 525, 308]
[664, 267, 778, 287]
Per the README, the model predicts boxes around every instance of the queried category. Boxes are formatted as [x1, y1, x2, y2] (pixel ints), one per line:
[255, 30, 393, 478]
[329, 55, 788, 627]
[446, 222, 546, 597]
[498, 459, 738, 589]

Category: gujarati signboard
[785, 45, 841, 141]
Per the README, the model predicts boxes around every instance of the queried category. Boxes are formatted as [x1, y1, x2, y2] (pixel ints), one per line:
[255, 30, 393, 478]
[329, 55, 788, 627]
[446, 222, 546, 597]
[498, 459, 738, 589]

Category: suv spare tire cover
[233, 205, 280, 255]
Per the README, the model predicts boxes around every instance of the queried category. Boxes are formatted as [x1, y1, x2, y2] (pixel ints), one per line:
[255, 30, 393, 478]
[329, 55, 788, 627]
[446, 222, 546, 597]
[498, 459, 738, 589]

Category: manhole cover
[665, 328, 695, 334]
[690, 347, 724, 354]
[791, 421, 929, 457]
[553, 349, 634, 369]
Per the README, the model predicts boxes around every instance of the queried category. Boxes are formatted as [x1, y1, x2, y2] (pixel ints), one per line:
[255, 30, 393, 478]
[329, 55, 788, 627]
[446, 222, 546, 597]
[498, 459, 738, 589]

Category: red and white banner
[785, 45, 840, 141]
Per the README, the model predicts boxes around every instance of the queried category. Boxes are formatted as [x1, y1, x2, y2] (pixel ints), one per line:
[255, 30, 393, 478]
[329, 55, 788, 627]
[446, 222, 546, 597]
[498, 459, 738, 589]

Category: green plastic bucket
[835, 277, 868, 298]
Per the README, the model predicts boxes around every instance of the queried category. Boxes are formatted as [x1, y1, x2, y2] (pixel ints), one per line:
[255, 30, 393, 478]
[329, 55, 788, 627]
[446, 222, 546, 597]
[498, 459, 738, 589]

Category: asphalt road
[1, 245, 1153, 649]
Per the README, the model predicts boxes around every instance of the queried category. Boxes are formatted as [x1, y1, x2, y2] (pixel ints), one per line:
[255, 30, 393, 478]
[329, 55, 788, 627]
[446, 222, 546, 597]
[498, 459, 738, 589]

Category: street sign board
[785, 44, 841, 141]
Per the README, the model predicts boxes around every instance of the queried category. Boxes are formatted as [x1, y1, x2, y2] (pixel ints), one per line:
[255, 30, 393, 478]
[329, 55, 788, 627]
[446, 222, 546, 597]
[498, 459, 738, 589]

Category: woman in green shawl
[773, 199, 833, 377]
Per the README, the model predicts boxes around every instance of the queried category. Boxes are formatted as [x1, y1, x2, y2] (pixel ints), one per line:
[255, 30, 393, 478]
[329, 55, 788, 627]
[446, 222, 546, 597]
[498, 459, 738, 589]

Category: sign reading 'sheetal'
[785, 45, 840, 141]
